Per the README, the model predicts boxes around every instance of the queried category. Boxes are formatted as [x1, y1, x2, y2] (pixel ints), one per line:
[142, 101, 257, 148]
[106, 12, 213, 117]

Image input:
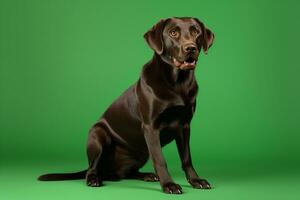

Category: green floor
[1, 160, 299, 200]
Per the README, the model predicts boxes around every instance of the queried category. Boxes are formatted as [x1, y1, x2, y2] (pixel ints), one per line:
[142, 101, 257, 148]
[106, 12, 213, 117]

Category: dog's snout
[183, 44, 197, 53]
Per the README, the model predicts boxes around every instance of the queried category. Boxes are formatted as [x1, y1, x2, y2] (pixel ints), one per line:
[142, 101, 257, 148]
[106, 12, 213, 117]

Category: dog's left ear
[203, 28, 214, 54]
[194, 18, 215, 54]
[144, 19, 168, 55]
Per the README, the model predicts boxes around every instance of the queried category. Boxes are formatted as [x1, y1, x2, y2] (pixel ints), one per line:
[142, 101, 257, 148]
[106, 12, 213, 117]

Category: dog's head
[144, 17, 214, 70]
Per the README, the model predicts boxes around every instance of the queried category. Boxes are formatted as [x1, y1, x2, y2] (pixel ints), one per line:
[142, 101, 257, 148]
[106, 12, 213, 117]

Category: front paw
[188, 178, 211, 189]
[162, 182, 183, 194]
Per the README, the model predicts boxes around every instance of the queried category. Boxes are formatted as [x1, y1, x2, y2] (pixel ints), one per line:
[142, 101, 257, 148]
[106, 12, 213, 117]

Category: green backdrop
[1, 0, 300, 199]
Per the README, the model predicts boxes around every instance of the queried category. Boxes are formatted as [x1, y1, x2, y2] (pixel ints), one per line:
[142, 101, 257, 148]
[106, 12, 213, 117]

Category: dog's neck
[151, 53, 196, 87]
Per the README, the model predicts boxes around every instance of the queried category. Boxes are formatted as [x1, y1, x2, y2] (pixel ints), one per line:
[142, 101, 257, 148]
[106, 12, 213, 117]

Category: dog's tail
[38, 170, 87, 181]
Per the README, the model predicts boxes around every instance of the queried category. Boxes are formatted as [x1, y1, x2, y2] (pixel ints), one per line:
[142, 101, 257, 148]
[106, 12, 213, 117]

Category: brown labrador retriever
[38, 17, 215, 194]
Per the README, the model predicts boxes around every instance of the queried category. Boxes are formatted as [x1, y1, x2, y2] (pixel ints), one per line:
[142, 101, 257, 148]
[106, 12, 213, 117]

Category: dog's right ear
[144, 19, 167, 55]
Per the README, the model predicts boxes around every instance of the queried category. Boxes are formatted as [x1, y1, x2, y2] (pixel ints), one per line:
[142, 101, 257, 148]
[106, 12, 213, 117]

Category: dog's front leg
[143, 124, 182, 194]
[175, 124, 211, 189]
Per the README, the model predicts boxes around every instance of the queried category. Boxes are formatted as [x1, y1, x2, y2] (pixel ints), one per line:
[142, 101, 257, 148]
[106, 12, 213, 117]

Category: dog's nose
[183, 44, 197, 53]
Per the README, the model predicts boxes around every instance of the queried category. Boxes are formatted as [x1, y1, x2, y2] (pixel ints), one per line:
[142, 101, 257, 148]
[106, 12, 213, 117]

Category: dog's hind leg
[86, 123, 111, 187]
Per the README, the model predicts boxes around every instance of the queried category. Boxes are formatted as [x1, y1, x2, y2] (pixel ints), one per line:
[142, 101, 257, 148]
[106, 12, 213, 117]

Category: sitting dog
[39, 17, 214, 194]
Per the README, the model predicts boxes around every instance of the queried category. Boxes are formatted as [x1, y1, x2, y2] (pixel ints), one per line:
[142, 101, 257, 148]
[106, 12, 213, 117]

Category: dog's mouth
[173, 56, 197, 70]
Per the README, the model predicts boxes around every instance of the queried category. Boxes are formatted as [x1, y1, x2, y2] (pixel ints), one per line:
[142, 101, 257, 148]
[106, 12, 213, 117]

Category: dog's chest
[156, 82, 197, 124]
[177, 86, 196, 105]
[157, 105, 193, 146]
[167, 82, 197, 107]
[155, 99, 195, 131]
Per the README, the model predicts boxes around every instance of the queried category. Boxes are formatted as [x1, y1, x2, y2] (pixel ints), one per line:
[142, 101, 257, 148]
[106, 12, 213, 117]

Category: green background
[1, 0, 300, 199]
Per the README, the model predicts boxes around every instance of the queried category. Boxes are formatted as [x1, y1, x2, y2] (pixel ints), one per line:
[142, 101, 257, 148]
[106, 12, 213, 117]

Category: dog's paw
[162, 182, 183, 194]
[86, 173, 102, 187]
[188, 178, 211, 189]
[142, 173, 159, 182]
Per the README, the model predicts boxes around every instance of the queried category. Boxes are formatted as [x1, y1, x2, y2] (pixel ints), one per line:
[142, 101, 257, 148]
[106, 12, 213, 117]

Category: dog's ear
[193, 18, 215, 54]
[144, 19, 167, 55]
[203, 28, 214, 54]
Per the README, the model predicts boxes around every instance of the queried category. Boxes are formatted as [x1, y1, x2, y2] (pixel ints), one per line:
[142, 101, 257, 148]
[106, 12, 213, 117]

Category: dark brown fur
[38, 17, 215, 194]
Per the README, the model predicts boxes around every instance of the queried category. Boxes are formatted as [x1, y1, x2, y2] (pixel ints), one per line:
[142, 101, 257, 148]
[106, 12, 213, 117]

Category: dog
[38, 17, 214, 194]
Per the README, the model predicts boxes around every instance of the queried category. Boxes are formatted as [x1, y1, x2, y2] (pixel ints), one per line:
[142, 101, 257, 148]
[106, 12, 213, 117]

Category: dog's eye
[190, 26, 201, 36]
[170, 30, 179, 38]
[192, 29, 200, 36]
